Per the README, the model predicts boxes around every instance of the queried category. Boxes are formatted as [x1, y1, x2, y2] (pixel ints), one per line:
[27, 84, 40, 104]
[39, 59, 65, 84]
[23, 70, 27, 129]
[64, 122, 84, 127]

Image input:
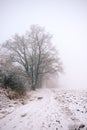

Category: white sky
[0, 0, 87, 90]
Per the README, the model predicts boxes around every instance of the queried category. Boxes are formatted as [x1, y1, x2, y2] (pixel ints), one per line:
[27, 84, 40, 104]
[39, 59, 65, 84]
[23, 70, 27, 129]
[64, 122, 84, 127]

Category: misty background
[0, 0, 87, 90]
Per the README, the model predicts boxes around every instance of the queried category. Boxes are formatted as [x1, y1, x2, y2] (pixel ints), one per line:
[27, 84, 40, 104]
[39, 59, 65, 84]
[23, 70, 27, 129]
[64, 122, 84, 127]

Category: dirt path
[0, 88, 87, 130]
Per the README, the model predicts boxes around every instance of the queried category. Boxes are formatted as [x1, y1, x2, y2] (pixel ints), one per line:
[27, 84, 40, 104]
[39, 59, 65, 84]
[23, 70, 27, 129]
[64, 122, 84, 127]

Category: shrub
[0, 69, 26, 96]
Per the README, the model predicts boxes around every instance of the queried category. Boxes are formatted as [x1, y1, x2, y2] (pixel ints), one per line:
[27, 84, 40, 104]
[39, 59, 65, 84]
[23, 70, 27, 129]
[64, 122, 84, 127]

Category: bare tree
[2, 25, 63, 90]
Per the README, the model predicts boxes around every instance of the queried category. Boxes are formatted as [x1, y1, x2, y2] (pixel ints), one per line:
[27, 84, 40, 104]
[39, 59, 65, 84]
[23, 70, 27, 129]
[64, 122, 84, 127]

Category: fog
[0, 0, 87, 90]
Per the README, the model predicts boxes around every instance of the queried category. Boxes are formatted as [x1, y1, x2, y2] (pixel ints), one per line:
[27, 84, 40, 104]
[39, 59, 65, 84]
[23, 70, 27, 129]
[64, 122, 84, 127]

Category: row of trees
[0, 25, 63, 94]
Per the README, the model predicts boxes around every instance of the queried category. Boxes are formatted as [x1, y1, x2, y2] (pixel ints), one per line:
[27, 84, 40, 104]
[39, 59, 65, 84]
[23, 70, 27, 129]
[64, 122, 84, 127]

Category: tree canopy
[1, 25, 63, 90]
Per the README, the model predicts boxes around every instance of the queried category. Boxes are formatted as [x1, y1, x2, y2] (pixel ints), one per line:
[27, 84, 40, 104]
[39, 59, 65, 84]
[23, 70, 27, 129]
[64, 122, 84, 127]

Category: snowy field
[0, 87, 87, 130]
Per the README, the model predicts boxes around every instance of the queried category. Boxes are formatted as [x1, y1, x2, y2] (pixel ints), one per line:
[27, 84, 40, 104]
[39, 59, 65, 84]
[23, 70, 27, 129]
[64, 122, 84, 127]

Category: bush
[0, 69, 26, 96]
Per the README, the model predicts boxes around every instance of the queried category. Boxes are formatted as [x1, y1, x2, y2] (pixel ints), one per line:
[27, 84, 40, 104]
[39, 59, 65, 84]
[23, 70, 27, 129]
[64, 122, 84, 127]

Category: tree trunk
[32, 84, 36, 90]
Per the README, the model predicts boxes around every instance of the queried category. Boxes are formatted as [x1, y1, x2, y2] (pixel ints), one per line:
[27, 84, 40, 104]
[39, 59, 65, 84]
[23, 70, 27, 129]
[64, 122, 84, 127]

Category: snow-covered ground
[0, 87, 87, 130]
